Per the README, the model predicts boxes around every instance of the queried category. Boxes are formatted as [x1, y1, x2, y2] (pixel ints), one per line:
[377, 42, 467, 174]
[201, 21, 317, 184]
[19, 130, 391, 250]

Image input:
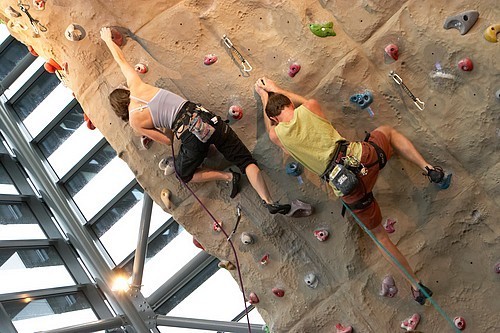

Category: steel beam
[131, 193, 153, 289]
[156, 315, 265, 333]
[35, 316, 125, 333]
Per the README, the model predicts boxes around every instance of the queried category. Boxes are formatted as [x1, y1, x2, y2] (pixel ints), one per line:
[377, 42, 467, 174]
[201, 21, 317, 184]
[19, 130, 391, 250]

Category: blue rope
[341, 201, 461, 332]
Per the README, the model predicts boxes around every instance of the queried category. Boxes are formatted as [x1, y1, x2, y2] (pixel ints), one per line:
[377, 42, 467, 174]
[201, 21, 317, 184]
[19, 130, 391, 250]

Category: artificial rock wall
[2, 0, 499, 332]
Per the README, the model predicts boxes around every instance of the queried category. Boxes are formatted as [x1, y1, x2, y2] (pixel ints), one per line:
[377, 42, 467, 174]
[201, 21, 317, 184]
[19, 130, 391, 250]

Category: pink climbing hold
[401, 313, 420, 331]
[203, 54, 218, 65]
[192, 237, 205, 250]
[495, 261, 500, 274]
[335, 323, 353, 333]
[248, 292, 259, 304]
[272, 287, 285, 297]
[383, 218, 397, 233]
[228, 105, 243, 120]
[213, 220, 222, 232]
[458, 57, 473, 71]
[110, 28, 123, 46]
[314, 229, 329, 241]
[380, 275, 398, 297]
[260, 254, 270, 265]
[385, 44, 399, 61]
[135, 63, 148, 74]
[454, 316, 466, 330]
[287, 63, 301, 77]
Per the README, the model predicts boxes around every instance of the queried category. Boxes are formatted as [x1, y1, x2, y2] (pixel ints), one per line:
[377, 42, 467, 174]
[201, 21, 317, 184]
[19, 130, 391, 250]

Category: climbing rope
[169, 141, 252, 333]
[341, 202, 461, 333]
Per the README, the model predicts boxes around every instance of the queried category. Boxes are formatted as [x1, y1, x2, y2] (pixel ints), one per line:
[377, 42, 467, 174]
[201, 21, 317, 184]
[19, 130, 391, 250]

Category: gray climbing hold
[304, 273, 318, 288]
[443, 10, 479, 35]
[495, 89, 500, 100]
[65, 24, 86, 42]
[240, 232, 254, 245]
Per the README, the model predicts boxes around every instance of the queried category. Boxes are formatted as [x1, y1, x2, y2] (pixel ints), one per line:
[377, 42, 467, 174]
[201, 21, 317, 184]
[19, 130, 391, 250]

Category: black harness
[321, 132, 387, 217]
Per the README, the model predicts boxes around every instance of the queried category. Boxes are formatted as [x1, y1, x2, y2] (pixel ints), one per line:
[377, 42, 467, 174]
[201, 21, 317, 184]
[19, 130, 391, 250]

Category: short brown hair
[109, 88, 130, 122]
[266, 92, 292, 122]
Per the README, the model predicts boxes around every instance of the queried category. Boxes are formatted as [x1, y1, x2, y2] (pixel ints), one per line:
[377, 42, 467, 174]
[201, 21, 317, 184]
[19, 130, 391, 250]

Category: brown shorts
[342, 130, 393, 230]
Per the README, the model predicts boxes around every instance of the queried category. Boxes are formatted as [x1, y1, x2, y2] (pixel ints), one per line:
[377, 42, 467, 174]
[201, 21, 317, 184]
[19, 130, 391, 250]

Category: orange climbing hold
[44, 58, 62, 73]
[27, 45, 38, 57]
[83, 113, 95, 130]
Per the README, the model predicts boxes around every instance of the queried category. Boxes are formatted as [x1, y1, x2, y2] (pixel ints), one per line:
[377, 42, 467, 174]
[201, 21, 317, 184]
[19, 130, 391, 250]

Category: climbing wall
[2, 0, 499, 332]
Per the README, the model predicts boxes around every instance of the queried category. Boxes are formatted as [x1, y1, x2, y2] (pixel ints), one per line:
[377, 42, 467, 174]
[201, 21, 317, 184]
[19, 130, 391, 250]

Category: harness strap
[363, 131, 387, 170]
[320, 140, 348, 181]
[341, 192, 374, 217]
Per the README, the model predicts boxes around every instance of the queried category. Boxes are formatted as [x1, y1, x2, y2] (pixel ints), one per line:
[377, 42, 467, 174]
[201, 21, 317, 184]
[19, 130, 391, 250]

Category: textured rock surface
[3, 0, 499, 332]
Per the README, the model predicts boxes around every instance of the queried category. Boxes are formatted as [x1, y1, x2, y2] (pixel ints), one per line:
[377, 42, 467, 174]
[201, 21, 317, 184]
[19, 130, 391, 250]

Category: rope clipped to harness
[169, 138, 252, 333]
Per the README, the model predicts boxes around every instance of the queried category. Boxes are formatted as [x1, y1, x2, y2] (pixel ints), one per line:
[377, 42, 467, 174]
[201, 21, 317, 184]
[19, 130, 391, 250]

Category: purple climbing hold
[443, 10, 479, 35]
[286, 199, 313, 217]
[272, 287, 285, 297]
[288, 63, 301, 77]
[379, 275, 398, 298]
[248, 292, 259, 304]
[204, 54, 218, 65]
[383, 218, 397, 233]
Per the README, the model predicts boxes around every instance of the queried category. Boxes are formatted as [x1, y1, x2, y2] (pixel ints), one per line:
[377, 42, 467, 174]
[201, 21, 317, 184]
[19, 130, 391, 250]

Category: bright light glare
[111, 276, 130, 292]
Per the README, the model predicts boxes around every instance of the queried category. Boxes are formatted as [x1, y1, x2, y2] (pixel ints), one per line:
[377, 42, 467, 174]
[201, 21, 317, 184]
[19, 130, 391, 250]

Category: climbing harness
[169, 130, 252, 332]
[222, 35, 253, 72]
[18, 2, 47, 34]
[389, 71, 425, 111]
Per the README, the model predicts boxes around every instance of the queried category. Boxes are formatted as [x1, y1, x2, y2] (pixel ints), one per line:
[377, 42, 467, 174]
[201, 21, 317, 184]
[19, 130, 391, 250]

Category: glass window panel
[0, 38, 28, 81]
[0, 247, 74, 293]
[65, 144, 116, 196]
[0, 202, 46, 240]
[164, 269, 256, 333]
[11, 70, 59, 121]
[0, 162, 18, 195]
[2, 292, 105, 333]
[94, 185, 173, 264]
[3, 57, 45, 100]
[23, 84, 74, 137]
[122, 224, 193, 297]
[38, 103, 85, 158]
[0, 24, 10, 44]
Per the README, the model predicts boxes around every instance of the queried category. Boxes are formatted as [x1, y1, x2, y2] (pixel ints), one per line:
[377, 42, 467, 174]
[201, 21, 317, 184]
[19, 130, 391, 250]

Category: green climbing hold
[263, 325, 271, 333]
[309, 22, 336, 37]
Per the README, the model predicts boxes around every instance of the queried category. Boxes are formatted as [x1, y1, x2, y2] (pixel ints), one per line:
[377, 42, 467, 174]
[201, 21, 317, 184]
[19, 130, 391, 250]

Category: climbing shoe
[262, 200, 291, 215]
[411, 282, 433, 305]
[424, 166, 452, 189]
[229, 170, 241, 199]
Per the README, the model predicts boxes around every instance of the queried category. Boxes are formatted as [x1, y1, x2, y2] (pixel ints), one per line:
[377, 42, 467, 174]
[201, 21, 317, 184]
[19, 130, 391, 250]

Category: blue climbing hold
[286, 162, 303, 177]
[349, 90, 373, 109]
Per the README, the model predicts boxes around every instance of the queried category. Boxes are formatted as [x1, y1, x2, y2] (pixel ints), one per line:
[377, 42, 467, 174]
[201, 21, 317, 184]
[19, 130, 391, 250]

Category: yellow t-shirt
[275, 105, 362, 176]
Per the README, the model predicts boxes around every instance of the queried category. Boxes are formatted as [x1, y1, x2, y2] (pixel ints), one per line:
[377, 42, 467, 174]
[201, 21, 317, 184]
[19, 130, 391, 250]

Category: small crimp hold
[401, 313, 420, 331]
[288, 63, 301, 77]
[454, 316, 466, 330]
[134, 63, 148, 74]
[228, 105, 243, 120]
[443, 10, 479, 35]
[304, 273, 318, 288]
[314, 229, 329, 241]
[240, 232, 254, 245]
[272, 287, 285, 297]
[384, 44, 399, 61]
[192, 237, 204, 250]
[204, 54, 217, 65]
[335, 323, 353, 333]
[248, 292, 259, 304]
[458, 57, 473, 71]
[218, 260, 236, 270]
[380, 275, 398, 297]
[260, 254, 269, 265]
[383, 218, 396, 233]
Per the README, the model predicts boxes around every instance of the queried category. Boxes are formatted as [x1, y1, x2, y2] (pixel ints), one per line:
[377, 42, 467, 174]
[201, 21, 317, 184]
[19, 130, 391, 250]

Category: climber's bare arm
[100, 27, 142, 90]
[129, 112, 172, 146]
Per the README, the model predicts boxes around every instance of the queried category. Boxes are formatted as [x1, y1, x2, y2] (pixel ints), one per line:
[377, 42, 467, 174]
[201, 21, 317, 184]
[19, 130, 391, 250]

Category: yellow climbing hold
[484, 24, 500, 43]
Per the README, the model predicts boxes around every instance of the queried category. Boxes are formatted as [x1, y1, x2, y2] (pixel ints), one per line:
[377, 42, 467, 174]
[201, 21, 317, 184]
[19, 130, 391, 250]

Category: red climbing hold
[228, 105, 243, 120]
[33, 0, 46, 10]
[260, 254, 269, 265]
[203, 54, 218, 65]
[288, 63, 301, 77]
[401, 313, 420, 331]
[248, 292, 259, 304]
[27, 45, 38, 57]
[272, 288, 285, 297]
[383, 218, 396, 233]
[110, 28, 123, 47]
[385, 44, 399, 61]
[495, 262, 500, 274]
[458, 57, 473, 71]
[83, 113, 95, 130]
[44, 58, 63, 73]
[454, 317, 466, 330]
[192, 237, 205, 250]
[314, 229, 329, 241]
[335, 323, 353, 333]
[213, 220, 222, 232]
[135, 63, 148, 74]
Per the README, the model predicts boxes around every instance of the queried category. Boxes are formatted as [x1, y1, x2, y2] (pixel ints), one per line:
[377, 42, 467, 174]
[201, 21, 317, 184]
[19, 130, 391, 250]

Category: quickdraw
[222, 34, 252, 72]
[18, 2, 47, 34]
[227, 204, 242, 241]
[389, 71, 425, 111]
